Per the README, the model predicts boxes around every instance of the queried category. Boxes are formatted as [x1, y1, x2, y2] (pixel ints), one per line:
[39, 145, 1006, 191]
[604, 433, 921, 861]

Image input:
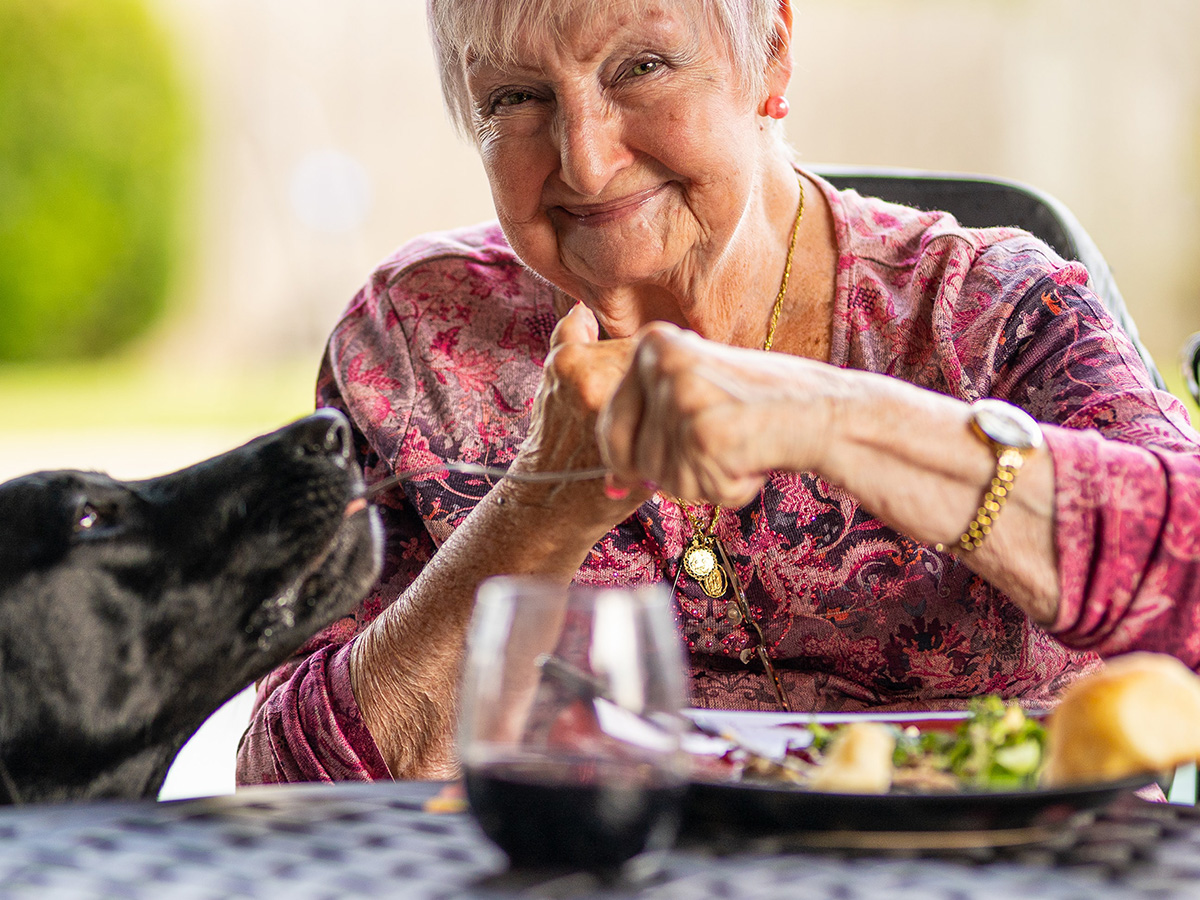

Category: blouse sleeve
[1046, 427, 1200, 668]
[960, 264, 1200, 667]
[236, 284, 437, 785]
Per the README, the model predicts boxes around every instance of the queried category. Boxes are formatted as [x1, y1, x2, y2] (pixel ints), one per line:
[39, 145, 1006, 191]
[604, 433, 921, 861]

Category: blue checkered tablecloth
[0, 781, 1197, 899]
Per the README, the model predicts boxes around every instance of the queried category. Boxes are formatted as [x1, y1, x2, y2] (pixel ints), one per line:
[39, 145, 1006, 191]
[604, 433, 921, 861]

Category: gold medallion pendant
[682, 539, 727, 598]
[701, 565, 727, 599]
[682, 541, 716, 579]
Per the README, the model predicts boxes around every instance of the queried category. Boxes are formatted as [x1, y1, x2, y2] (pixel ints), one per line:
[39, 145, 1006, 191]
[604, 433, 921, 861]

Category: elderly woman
[237, 0, 1200, 784]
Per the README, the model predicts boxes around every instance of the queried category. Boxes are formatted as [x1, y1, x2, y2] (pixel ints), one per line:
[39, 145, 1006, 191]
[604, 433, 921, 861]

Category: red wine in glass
[466, 756, 685, 871]
[459, 579, 689, 875]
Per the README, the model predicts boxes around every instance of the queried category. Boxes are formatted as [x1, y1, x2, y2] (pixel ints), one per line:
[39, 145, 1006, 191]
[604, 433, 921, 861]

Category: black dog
[0, 409, 381, 804]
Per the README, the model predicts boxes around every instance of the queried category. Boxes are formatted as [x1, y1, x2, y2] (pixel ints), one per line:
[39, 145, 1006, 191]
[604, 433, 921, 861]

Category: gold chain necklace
[678, 175, 805, 599]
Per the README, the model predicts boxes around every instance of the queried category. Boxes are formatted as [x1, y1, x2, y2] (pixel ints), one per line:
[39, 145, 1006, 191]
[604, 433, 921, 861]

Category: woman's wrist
[812, 372, 972, 486]
[489, 478, 630, 567]
[769, 360, 861, 480]
[799, 371, 1062, 620]
[499, 446, 647, 545]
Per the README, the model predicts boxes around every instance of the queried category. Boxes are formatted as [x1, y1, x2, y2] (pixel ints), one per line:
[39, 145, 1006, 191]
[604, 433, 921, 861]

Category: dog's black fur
[0, 409, 381, 804]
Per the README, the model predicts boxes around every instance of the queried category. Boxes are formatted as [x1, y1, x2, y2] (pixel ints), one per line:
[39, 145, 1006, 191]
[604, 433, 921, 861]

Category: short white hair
[426, 0, 781, 141]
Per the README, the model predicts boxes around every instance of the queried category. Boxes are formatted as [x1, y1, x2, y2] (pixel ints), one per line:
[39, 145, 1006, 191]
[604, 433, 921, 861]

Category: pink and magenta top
[237, 171, 1200, 785]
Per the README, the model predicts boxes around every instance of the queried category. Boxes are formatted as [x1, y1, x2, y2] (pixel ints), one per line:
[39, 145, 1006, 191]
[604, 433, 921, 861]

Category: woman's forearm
[349, 479, 626, 779]
[808, 370, 1060, 623]
[599, 326, 1062, 623]
[351, 302, 646, 778]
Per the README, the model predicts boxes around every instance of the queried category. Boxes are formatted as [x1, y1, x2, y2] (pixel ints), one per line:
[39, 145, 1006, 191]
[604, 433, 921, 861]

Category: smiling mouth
[557, 185, 664, 223]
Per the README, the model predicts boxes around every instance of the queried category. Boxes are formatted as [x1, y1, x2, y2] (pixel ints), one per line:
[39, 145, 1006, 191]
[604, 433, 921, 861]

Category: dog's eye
[75, 503, 102, 532]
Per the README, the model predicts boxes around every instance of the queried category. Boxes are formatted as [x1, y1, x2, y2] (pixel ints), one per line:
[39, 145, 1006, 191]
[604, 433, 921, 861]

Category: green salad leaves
[806, 696, 1048, 791]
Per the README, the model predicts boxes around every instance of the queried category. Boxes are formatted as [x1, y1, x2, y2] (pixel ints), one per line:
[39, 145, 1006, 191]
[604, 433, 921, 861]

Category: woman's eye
[629, 60, 660, 77]
[493, 90, 535, 110]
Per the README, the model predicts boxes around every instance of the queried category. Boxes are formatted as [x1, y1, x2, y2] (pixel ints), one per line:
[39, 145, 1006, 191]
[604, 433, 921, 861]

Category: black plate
[684, 773, 1154, 837]
[678, 709, 1157, 847]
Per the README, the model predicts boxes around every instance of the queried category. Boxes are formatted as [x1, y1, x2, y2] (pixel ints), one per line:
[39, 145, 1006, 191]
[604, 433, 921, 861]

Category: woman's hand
[505, 302, 653, 530]
[597, 322, 843, 507]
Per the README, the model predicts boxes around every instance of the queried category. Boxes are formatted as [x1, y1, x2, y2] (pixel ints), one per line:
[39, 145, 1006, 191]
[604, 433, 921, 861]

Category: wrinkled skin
[0, 410, 381, 804]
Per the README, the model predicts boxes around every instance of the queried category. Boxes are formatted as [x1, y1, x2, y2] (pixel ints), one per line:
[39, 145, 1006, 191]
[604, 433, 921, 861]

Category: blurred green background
[0, 0, 317, 477]
[0, 0, 189, 363]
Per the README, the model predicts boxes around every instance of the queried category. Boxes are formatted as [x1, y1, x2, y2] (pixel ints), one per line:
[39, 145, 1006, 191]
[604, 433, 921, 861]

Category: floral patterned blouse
[237, 170, 1200, 785]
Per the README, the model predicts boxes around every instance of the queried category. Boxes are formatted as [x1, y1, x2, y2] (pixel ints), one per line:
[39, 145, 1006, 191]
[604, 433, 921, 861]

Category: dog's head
[0, 409, 381, 802]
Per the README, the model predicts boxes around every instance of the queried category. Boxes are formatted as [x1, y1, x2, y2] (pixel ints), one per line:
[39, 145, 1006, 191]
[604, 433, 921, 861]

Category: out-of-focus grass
[0, 356, 318, 432]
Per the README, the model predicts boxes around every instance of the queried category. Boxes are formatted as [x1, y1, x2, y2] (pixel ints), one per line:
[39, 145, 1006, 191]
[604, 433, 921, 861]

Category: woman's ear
[764, 0, 794, 101]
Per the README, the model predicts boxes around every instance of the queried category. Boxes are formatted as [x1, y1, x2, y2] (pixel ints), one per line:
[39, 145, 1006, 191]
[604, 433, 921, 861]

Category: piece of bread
[808, 721, 895, 793]
[1043, 652, 1200, 786]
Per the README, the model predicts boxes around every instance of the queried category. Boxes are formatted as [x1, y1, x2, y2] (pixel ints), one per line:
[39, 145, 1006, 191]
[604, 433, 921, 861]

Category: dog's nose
[298, 408, 353, 462]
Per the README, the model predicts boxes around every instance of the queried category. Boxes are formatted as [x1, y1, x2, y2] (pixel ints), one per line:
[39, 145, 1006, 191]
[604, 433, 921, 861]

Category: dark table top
[1, 780, 1198, 899]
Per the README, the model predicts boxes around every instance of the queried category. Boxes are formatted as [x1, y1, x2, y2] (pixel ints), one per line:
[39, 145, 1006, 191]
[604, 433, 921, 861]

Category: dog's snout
[294, 409, 353, 463]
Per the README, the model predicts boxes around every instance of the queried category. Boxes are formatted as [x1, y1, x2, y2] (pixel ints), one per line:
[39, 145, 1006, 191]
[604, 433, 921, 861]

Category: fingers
[549, 300, 599, 349]
[597, 324, 772, 507]
[515, 300, 649, 517]
[543, 302, 638, 415]
[596, 341, 650, 486]
[597, 322, 690, 492]
[597, 323, 689, 492]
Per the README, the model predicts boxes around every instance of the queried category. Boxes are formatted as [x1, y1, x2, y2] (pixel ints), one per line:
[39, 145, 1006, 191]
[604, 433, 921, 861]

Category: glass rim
[475, 576, 674, 609]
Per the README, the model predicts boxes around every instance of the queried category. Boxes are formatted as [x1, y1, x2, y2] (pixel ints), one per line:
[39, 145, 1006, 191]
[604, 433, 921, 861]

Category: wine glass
[458, 577, 689, 876]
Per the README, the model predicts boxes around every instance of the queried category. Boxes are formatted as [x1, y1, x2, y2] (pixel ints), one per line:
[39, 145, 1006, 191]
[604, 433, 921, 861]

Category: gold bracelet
[935, 399, 1044, 554]
[943, 447, 1025, 552]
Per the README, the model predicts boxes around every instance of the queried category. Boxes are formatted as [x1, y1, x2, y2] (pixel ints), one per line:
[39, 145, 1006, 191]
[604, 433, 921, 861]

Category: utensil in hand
[458, 577, 689, 876]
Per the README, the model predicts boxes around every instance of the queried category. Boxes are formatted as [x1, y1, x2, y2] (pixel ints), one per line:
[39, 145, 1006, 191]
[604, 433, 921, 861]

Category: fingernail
[604, 482, 631, 500]
[603, 474, 630, 500]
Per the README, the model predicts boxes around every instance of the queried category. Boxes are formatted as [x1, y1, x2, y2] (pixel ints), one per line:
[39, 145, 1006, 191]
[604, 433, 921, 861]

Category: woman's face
[464, 0, 782, 327]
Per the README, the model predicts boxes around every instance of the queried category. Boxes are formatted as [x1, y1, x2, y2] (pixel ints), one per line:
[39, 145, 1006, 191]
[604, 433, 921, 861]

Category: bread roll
[1043, 652, 1200, 785]
[808, 721, 896, 793]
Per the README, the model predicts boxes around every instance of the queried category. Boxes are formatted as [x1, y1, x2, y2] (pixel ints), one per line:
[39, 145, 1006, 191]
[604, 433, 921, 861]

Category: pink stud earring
[764, 95, 790, 120]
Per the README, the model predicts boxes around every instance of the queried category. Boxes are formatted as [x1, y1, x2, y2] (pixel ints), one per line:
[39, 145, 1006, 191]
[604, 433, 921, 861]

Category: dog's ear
[0, 474, 77, 582]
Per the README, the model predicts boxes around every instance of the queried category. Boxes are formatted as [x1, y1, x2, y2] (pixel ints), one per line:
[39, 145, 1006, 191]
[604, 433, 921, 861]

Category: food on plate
[710, 652, 1200, 794]
[806, 722, 895, 794]
[896, 695, 1046, 790]
[1042, 652, 1200, 786]
[715, 695, 1048, 794]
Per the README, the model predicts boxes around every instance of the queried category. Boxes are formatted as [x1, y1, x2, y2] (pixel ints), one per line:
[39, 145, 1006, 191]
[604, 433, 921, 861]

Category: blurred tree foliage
[0, 0, 192, 362]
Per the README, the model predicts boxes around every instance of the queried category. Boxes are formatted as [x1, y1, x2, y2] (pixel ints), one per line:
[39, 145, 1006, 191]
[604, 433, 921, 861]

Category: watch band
[936, 400, 1043, 554]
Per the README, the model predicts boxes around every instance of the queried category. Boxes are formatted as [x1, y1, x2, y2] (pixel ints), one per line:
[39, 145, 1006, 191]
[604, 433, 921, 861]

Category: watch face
[972, 399, 1044, 450]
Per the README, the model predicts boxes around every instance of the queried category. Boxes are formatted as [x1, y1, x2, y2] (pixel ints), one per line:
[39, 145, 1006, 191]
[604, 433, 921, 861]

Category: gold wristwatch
[939, 398, 1044, 553]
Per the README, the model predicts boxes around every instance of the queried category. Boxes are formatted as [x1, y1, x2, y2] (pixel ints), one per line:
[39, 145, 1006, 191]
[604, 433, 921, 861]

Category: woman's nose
[553, 98, 632, 197]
